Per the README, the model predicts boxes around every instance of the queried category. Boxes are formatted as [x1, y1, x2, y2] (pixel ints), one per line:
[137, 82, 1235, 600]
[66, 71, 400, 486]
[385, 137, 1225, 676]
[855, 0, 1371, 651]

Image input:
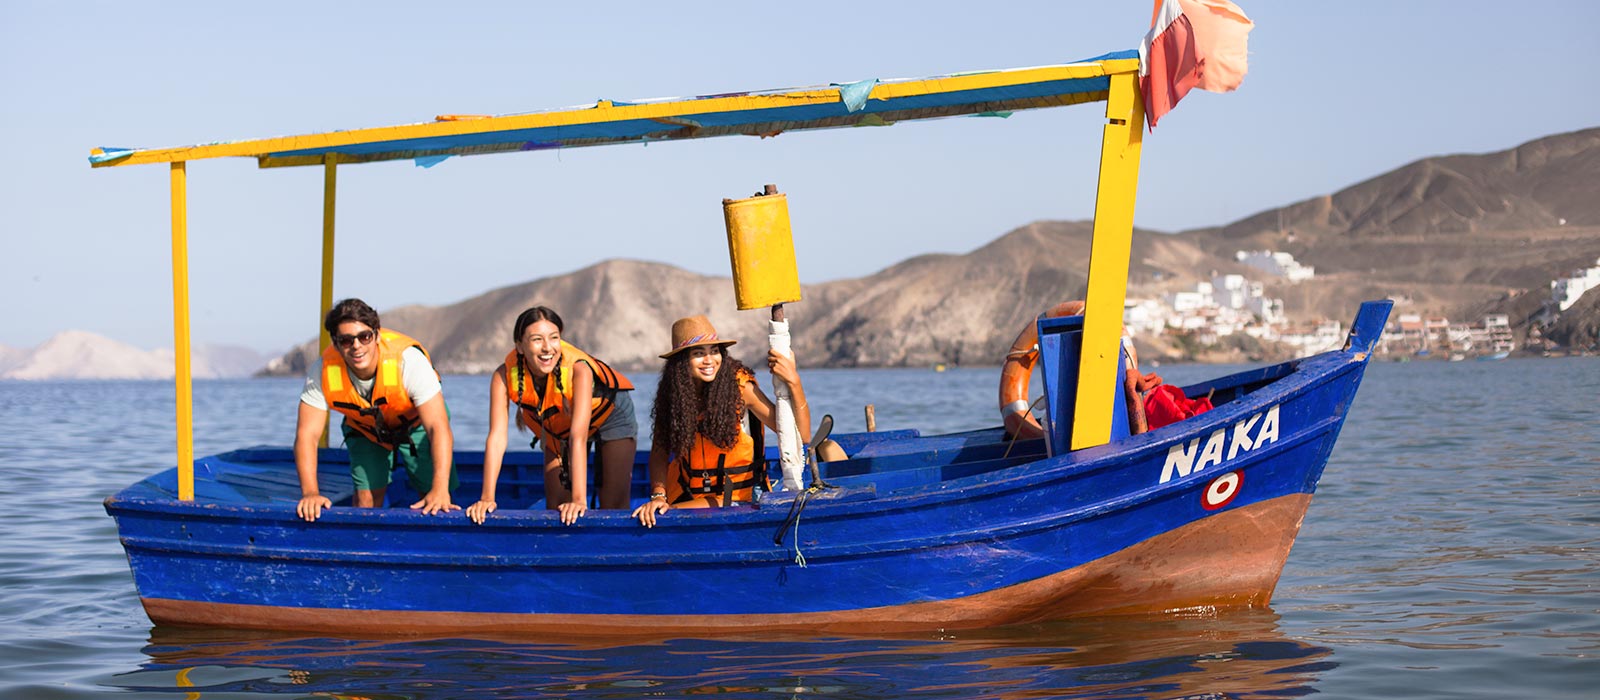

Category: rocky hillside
[263, 127, 1600, 374]
[261, 222, 1220, 375]
[1177, 128, 1600, 325]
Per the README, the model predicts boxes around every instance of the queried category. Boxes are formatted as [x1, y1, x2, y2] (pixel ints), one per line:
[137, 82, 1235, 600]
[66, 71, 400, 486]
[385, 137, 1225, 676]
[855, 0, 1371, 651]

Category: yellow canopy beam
[89, 60, 1139, 170]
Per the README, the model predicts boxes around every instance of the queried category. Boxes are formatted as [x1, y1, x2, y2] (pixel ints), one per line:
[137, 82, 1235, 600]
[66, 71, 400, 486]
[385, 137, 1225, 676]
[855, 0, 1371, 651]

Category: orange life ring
[999, 300, 1150, 440]
[999, 301, 1084, 439]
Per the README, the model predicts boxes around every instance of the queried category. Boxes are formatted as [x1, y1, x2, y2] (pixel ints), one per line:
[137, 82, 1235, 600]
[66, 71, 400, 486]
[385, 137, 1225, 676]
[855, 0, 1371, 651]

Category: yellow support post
[1071, 71, 1145, 451]
[317, 156, 337, 448]
[170, 162, 195, 500]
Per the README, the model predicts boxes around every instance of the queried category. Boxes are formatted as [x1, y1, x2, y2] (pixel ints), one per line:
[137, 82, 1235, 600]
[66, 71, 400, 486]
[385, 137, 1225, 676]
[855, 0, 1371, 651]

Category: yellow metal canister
[722, 192, 802, 310]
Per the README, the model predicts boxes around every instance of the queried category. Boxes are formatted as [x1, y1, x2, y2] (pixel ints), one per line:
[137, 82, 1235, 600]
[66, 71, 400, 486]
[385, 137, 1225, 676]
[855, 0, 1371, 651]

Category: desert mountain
[261, 222, 1216, 375]
[261, 127, 1600, 373]
[1177, 128, 1600, 323]
[2, 331, 267, 380]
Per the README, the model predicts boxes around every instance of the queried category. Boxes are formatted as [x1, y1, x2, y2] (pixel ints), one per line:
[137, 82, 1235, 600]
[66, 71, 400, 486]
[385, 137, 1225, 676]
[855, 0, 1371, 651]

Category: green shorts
[342, 422, 460, 495]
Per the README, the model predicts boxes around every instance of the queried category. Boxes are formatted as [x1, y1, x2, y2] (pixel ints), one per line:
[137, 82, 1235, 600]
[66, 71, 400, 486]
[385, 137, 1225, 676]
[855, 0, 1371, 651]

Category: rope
[1002, 394, 1049, 460]
[773, 485, 822, 567]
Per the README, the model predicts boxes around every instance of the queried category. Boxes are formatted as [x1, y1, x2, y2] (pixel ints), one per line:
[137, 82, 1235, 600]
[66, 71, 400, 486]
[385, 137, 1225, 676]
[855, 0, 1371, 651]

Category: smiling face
[686, 345, 723, 384]
[333, 321, 380, 379]
[517, 319, 563, 377]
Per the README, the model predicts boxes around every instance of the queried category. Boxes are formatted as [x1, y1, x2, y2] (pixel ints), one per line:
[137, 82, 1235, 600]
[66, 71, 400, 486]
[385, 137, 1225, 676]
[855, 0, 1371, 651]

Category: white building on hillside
[1551, 257, 1600, 311]
[1236, 250, 1315, 283]
[1122, 298, 1169, 335]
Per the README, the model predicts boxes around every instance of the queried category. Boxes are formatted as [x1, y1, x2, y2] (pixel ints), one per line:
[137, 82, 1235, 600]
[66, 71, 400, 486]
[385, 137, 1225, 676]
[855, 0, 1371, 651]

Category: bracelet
[650, 492, 666, 500]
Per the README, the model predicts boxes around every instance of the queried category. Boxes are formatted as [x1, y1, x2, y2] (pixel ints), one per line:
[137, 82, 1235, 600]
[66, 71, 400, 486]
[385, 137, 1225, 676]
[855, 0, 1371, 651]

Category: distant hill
[2, 332, 267, 380]
[0, 343, 23, 375]
[259, 222, 1220, 375]
[258, 127, 1600, 373]
[1177, 127, 1600, 324]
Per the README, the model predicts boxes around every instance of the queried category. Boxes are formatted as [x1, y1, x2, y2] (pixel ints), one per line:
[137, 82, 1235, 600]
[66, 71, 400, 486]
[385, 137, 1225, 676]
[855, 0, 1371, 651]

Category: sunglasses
[333, 330, 377, 349]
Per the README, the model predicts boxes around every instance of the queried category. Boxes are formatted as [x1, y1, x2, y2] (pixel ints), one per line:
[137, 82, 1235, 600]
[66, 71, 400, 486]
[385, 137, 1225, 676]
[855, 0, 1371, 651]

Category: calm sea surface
[1, 359, 1596, 699]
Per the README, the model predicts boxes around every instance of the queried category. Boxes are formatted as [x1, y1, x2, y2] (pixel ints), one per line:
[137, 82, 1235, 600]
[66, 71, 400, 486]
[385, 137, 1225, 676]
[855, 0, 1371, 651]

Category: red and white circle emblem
[1202, 471, 1243, 511]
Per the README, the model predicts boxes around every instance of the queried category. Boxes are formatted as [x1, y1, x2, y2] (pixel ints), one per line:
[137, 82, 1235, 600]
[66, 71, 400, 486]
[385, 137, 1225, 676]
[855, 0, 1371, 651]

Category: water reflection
[112, 610, 1333, 699]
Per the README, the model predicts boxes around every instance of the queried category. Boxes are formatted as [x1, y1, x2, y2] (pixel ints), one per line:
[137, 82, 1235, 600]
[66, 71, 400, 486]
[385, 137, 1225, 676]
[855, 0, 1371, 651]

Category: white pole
[769, 318, 804, 490]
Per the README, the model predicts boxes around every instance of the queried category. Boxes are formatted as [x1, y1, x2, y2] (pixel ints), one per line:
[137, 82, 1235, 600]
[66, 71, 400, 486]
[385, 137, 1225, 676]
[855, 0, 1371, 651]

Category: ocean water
[0, 359, 1596, 699]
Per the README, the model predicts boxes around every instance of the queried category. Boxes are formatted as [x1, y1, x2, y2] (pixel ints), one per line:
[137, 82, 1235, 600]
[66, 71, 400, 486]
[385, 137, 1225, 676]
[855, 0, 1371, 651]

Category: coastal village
[1123, 252, 1600, 361]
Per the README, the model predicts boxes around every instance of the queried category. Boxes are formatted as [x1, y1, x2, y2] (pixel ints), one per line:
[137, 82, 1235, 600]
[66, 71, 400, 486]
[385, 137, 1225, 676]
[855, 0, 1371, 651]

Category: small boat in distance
[1477, 351, 1511, 361]
[94, 29, 1387, 635]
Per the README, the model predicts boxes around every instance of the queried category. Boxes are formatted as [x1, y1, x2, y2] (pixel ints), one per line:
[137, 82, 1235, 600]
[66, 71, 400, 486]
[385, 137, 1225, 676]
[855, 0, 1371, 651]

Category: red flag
[1140, 0, 1253, 129]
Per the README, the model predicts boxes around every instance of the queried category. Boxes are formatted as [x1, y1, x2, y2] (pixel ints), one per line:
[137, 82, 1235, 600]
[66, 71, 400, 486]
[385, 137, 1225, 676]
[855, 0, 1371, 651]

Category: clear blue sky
[3, 1, 1596, 353]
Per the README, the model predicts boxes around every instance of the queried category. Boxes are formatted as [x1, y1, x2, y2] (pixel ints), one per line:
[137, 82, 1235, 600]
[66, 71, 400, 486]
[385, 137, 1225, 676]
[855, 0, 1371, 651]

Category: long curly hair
[652, 347, 748, 458]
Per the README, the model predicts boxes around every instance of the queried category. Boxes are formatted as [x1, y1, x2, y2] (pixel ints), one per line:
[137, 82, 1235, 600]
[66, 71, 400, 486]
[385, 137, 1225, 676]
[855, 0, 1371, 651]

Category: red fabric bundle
[1143, 383, 1214, 430]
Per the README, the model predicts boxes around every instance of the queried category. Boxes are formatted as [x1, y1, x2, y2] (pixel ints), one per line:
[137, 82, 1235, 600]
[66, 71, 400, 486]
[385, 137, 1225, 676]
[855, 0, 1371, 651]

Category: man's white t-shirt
[299, 346, 443, 410]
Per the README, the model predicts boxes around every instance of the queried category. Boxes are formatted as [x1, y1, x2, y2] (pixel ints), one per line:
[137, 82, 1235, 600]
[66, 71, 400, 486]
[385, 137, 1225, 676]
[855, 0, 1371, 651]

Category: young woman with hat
[468, 306, 639, 526]
[632, 315, 811, 527]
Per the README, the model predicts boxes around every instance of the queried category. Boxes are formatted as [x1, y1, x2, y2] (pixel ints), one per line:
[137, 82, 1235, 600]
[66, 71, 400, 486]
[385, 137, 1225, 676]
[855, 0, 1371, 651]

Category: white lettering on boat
[1159, 405, 1281, 484]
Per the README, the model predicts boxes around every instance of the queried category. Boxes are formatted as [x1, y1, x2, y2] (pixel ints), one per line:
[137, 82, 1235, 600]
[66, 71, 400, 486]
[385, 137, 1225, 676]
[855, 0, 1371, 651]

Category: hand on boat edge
[466, 499, 496, 524]
[411, 489, 461, 516]
[558, 500, 586, 526]
[297, 494, 332, 522]
[632, 499, 669, 528]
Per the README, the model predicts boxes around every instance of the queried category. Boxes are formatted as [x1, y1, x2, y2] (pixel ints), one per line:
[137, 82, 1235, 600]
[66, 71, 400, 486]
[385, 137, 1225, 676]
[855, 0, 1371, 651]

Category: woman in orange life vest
[468, 306, 639, 526]
[292, 298, 459, 523]
[632, 315, 811, 527]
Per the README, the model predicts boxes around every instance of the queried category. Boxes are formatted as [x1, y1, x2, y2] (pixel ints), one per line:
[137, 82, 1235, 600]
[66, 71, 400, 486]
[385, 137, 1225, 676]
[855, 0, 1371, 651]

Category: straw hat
[660, 315, 738, 359]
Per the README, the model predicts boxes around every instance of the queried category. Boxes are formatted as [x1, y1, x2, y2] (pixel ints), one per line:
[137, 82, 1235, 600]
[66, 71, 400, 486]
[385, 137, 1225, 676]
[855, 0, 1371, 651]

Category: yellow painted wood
[318, 157, 337, 448]
[170, 162, 195, 501]
[1071, 71, 1145, 451]
[723, 192, 802, 309]
[91, 60, 1140, 169]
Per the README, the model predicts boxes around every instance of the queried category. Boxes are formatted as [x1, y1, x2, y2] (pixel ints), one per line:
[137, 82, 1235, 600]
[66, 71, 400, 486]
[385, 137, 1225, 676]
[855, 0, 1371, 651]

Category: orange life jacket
[665, 369, 765, 506]
[504, 342, 634, 453]
[321, 330, 436, 450]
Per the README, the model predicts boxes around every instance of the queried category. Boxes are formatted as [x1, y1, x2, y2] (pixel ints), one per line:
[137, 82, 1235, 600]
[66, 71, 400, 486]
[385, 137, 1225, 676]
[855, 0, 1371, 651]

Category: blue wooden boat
[94, 45, 1390, 634]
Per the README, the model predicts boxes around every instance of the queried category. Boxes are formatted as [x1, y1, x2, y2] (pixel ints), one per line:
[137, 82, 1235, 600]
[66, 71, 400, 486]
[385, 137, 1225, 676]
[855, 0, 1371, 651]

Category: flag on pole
[1139, 0, 1254, 129]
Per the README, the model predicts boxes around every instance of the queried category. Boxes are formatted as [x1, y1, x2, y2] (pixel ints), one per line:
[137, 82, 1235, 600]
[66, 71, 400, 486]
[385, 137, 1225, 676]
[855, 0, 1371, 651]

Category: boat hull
[107, 303, 1391, 634]
[134, 493, 1310, 634]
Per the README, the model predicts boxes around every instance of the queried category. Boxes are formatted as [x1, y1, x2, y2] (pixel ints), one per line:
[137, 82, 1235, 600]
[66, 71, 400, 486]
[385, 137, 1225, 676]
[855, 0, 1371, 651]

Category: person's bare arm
[410, 394, 459, 515]
[293, 401, 333, 522]
[469, 368, 510, 524]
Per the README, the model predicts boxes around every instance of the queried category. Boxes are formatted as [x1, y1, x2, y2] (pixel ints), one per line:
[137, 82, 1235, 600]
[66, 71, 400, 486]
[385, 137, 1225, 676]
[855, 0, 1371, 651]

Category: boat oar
[722, 184, 806, 490]
[805, 413, 836, 490]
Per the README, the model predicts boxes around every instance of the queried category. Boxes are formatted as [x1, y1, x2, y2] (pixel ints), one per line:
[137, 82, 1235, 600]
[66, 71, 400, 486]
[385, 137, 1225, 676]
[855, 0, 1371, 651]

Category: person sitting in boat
[467, 306, 639, 526]
[292, 298, 459, 522]
[632, 315, 811, 527]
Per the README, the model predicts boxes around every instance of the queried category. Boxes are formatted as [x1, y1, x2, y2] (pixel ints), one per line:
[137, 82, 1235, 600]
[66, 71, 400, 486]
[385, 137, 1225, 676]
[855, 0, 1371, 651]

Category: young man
[293, 298, 459, 522]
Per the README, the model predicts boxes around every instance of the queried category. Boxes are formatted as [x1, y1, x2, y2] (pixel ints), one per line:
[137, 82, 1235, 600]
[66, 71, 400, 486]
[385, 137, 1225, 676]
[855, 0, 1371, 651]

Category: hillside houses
[1123, 270, 1297, 347]
[1382, 312, 1515, 356]
[1551, 257, 1600, 312]
[1116, 248, 1533, 359]
[1235, 250, 1315, 283]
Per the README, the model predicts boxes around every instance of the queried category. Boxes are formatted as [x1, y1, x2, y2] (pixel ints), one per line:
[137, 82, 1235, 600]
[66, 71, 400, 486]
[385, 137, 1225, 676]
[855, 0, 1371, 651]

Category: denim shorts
[594, 390, 639, 443]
